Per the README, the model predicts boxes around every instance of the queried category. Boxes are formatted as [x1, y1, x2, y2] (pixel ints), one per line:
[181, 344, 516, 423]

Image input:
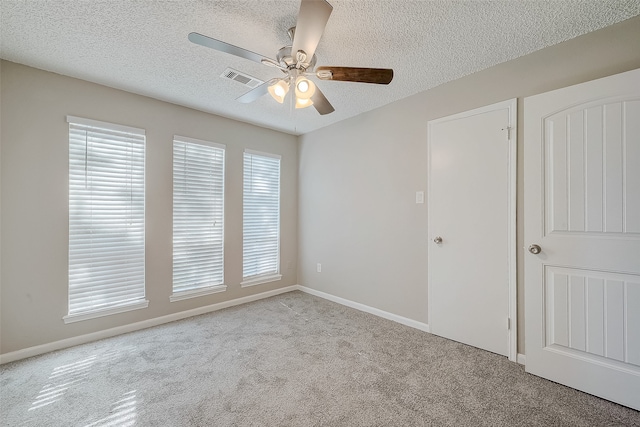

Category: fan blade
[291, 0, 333, 62]
[316, 67, 393, 84]
[310, 86, 335, 115]
[236, 79, 279, 103]
[188, 32, 275, 65]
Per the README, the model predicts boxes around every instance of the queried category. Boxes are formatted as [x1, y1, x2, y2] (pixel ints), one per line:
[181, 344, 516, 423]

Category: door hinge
[501, 126, 512, 141]
[507, 317, 511, 330]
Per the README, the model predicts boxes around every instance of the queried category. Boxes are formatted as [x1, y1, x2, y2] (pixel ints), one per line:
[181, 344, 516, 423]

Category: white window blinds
[67, 116, 147, 321]
[172, 136, 225, 300]
[242, 150, 281, 284]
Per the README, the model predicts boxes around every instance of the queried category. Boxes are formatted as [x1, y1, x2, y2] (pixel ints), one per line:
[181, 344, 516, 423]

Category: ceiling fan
[188, 0, 394, 115]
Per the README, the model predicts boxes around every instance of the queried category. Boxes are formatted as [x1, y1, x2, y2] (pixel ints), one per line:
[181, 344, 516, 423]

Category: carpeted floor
[1, 291, 639, 426]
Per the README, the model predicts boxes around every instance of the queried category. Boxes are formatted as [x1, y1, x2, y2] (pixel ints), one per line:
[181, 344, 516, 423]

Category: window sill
[63, 299, 149, 324]
[169, 285, 227, 302]
[240, 274, 282, 288]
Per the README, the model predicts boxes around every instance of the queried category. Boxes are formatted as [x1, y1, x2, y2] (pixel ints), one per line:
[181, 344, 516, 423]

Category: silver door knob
[434, 236, 443, 244]
[528, 244, 541, 254]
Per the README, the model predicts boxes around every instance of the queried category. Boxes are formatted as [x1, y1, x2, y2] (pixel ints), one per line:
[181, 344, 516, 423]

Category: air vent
[221, 68, 263, 88]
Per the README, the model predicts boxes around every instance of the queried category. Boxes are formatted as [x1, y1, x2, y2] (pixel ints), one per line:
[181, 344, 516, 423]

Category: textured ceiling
[2, 1, 639, 135]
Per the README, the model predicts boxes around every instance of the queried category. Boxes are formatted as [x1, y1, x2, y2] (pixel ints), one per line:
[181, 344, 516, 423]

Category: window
[172, 136, 225, 301]
[66, 116, 147, 323]
[242, 149, 281, 286]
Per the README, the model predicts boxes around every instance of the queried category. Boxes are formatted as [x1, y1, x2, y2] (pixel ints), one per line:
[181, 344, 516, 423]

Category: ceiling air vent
[221, 68, 263, 88]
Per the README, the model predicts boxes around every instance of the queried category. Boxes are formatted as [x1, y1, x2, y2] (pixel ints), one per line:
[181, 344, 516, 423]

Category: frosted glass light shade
[295, 97, 314, 109]
[268, 80, 289, 103]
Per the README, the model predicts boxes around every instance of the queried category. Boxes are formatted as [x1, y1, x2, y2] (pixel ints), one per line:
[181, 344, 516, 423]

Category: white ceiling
[2, 1, 639, 135]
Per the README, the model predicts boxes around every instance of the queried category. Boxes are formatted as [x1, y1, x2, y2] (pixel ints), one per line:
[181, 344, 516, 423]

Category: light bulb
[297, 80, 309, 93]
[294, 77, 316, 100]
[274, 85, 285, 97]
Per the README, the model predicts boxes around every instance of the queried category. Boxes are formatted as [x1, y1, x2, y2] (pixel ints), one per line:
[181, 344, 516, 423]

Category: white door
[524, 68, 640, 410]
[428, 99, 517, 360]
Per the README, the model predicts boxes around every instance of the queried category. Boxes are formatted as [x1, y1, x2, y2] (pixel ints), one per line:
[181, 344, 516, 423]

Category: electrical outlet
[316, 263, 322, 273]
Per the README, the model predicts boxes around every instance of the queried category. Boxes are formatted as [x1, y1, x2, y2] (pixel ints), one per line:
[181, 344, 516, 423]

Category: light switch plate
[416, 191, 425, 204]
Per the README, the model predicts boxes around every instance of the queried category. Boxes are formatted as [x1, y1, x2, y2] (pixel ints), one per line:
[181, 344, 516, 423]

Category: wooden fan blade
[236, 79, 279, 103]
[311, 86, 335, 115]
[291, 0, 333, 62]
[188, 32, 275, 65]
[316, 67, 394, 85]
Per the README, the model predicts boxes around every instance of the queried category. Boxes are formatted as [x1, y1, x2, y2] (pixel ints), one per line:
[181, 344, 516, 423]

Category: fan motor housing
[276, 46, 317, 71]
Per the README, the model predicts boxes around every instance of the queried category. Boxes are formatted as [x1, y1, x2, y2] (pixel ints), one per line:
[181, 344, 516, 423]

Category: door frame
[427, 98, 518, 362]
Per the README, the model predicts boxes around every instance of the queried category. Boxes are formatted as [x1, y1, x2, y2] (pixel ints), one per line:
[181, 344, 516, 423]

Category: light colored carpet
[1, 291, 639, 426]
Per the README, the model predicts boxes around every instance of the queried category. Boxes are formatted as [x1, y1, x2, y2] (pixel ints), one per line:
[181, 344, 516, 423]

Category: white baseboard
[297, 285, 430, 333]
[0, 285, 299, 365]
[517, 353, 526, 365]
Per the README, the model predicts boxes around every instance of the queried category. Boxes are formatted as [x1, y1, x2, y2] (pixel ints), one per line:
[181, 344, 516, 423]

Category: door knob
[434, 236, 443, 244]
[528, 244, 541, 254]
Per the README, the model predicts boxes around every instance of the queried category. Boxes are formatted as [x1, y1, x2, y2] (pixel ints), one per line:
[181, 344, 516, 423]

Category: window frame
[64, 115, 148, 323]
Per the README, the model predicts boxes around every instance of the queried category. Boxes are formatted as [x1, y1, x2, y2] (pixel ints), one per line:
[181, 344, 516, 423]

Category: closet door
[524, 68, 640, 410]
[428, 99, 516, 359]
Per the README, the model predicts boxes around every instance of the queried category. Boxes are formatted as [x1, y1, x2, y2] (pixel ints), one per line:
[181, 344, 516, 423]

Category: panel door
[524, 68, 640, 410]
[428, 100, 516, 358]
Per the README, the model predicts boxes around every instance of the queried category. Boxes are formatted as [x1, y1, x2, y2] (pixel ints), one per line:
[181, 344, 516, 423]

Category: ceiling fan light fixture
[295, 76, 316, 99]
[268, 80, 290, 103]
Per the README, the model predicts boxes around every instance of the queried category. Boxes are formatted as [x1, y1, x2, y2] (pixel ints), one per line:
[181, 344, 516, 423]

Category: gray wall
[0, 61, 298, 355]
[297, 16, 640, 354]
